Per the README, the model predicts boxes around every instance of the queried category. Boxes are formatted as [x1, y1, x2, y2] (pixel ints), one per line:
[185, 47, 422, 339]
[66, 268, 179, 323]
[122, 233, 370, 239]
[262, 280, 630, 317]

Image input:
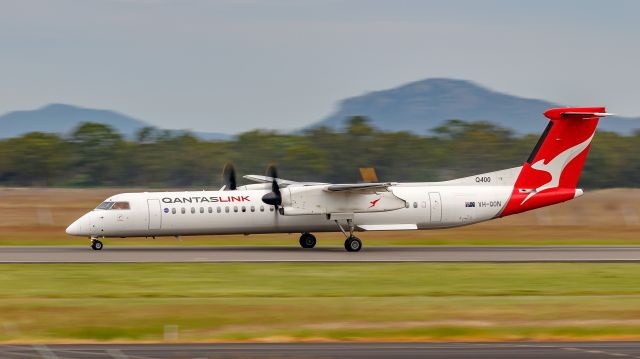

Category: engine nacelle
[279, 185, 405, 216]
[237, 183, 271, 191]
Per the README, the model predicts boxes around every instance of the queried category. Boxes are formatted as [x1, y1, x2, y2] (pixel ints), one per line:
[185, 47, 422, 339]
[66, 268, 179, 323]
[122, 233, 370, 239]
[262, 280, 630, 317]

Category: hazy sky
[1, 0, 638, 133]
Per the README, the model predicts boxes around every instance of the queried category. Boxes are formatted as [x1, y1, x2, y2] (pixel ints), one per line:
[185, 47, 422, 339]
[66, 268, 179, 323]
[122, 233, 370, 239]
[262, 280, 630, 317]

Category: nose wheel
[91, 238, 103, 251]
[299, 232, 317, 248]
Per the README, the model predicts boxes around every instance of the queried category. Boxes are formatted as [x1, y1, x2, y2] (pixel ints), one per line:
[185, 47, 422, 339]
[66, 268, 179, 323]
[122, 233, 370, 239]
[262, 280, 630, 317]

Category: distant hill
[0, 104, 231, 140]
[3, 80, 638, 140]
[313, 78, 639, 134]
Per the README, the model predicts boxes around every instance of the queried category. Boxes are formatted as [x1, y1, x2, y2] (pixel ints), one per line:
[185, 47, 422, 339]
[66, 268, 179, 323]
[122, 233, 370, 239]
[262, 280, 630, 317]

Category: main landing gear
[90, 237, 103, 251]
[344, 235, 362, 252]
[335, 219, 362, 252]
[299, 232, 317, 248]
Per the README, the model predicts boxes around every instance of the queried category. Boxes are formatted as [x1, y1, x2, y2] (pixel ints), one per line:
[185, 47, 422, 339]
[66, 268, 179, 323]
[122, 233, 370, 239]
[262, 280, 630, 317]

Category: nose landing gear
[90, 237, 103, 251]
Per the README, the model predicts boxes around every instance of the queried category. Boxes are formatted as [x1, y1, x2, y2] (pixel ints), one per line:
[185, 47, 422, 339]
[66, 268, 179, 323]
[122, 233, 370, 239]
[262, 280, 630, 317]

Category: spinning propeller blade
[222, 163, 237, 190]
[261, 165, 282, 208]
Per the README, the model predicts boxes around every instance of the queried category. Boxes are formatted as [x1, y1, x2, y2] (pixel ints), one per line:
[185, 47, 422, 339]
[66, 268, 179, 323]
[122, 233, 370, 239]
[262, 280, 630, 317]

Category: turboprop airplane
[66, 107, 611, 252]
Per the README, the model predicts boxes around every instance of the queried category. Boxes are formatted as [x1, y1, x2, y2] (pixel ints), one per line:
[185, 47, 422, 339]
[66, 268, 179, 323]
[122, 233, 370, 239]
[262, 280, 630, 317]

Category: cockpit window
[111, 202, 130, 210]
[96, 202, 114, 210]
[95, 201, 130, 210]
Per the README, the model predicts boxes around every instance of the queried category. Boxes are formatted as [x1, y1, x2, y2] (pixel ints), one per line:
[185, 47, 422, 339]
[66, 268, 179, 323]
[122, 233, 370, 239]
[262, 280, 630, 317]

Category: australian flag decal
[465, 201, 476, 208]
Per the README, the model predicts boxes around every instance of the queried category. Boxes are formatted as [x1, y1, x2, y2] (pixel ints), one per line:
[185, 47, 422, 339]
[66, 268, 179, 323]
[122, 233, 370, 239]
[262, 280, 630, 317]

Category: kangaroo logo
[521, 133, 594, 204]
[369, 198, 381, 208]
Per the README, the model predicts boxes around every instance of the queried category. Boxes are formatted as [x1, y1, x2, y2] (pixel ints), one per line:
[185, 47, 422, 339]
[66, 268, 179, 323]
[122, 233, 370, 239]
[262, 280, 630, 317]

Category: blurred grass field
[0, 187, 638, 245]
[1, 263, 639, 342]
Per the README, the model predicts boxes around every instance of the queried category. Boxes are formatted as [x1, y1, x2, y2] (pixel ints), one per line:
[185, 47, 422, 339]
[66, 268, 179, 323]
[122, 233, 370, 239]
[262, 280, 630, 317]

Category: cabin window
[405, 202, 410, 208]
[111, 202, 130, 210]
[190, 207, 195, 214]
[217, 207, 222, 213]
[96, 202, 114, 210]
[421, 201, 427, 208]
[250, 206, 255, 212]
[270, 206, 274, 212]
[200, 207, 204, 213]
[225, 207, 230, 213]
[172, 208, 176, 214]
[208, 207, 212, 213]
[181, 207, 186, 214]
[413, 202, 418, 208]
[241, 206, 246, 213]
[234, 206, 238, 213]
[260, 206, 265, 212]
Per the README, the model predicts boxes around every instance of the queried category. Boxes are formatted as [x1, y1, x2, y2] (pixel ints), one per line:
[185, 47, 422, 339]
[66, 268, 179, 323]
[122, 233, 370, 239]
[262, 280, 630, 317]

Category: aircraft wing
[280, 182, 405, 215]
[325, 183, 394, 192]
[244, 175, 393, 192]
[243, 175, 326, 187]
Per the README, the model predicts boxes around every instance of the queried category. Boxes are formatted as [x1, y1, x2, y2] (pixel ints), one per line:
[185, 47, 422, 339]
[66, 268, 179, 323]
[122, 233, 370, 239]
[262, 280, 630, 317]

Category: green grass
[1, 263, 640, 342]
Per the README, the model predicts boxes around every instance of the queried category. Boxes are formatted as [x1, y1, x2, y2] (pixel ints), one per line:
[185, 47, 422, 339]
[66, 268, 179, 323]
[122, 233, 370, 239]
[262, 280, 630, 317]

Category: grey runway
[1, 342, 640, 358]
[2, 245, 640, 263]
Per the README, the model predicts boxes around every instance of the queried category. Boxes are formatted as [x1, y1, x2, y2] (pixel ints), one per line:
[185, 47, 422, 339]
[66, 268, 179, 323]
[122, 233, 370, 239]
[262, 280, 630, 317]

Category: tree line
[0, 117, 637, 188]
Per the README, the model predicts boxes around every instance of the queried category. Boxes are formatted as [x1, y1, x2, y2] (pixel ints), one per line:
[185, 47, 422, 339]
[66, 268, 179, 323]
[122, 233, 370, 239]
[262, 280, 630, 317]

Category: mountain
[313, 78, 639, 134]
[0, 104, 231, 140]
[3, 80, 637, 140]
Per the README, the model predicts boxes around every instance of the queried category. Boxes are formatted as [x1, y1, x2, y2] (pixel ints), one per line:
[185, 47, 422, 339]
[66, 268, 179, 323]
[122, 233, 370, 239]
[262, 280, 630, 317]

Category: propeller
[261, 165, 282, 208]
[221, 162, 237, 190]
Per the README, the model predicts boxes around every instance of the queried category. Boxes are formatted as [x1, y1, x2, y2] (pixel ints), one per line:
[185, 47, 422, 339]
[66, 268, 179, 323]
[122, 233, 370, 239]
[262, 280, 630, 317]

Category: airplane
[66, 107, 611, 252]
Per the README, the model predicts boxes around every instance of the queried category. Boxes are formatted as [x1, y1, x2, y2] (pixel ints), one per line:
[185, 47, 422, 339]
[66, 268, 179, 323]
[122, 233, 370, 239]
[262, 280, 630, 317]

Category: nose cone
[65, 220, 81, 236]
[66, 213, 91, 236]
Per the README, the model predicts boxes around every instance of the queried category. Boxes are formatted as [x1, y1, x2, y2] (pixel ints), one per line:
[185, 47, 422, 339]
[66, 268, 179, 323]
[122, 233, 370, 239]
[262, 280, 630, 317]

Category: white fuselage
[66, 168, 523, 238]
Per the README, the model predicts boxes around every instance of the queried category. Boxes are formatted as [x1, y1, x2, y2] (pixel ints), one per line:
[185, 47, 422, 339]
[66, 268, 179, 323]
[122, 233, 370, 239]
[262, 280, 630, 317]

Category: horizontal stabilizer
[561, 112, 614, 118]
[544, 107, 610, 120]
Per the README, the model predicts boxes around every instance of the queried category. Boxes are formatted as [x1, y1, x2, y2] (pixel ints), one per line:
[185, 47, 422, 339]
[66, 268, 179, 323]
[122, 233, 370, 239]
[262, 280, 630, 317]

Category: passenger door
[429, 192, 442, 223]
[147, 199, 162, 230]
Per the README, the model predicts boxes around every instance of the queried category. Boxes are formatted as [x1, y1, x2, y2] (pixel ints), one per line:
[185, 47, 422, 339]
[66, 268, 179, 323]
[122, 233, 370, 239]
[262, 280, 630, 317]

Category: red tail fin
[500, 107, 608, 217]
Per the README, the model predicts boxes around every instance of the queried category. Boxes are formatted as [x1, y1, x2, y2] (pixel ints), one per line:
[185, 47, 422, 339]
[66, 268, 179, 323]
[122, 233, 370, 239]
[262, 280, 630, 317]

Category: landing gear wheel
[299, 233, 316, 248]
[344, 236, 362, 252]
[91, 240, 103, 251]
